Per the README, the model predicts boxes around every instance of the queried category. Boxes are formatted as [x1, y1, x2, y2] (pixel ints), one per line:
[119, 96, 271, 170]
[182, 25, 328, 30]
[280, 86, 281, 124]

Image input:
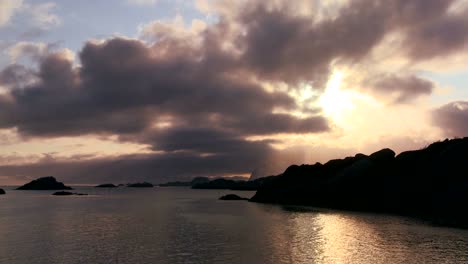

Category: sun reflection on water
[270, 207, 468, 264]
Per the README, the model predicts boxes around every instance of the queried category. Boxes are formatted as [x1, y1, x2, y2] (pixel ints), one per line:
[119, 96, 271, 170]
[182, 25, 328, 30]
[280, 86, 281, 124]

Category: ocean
[1, 187, 467, 264]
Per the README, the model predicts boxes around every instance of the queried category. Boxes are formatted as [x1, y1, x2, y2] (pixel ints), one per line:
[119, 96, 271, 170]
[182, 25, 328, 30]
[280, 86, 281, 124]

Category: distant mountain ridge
[191, 176, 276, 190]
[251, 137, 468, 228]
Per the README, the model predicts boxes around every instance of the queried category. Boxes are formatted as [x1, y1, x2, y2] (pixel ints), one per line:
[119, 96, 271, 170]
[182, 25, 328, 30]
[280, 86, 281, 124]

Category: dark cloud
[0, 36, 328, 182]
[0, 38, 328, 137]
[2, 0, 465, 139]
[400, 4, 468, 60]
[433, 101, 468, 137]
[235, 0, 389, 85]
[365, 74, 434, 104]
[226, 0, 467, 85]
[0, 64, 35, 87]
[128, 127, 272, 154]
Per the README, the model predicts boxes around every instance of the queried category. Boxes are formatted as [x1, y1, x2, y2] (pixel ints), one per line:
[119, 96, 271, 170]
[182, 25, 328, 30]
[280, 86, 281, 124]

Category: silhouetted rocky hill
[16, 176, 73, 190]
[251, 138, 468, 228]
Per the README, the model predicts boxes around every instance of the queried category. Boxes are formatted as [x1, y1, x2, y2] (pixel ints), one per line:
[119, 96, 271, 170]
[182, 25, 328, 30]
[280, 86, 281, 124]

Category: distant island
[52, 191, 88, 196]
[219, 194, 249, 201]
[159, 176, 277, 190]
[159, 177, 209, 187]
[251, 137, 468, 228]
[127, 182, 154, 188]
[16, 176, 73, 190]
[192, 176, 277, 190]
[95, 183, 117, 188]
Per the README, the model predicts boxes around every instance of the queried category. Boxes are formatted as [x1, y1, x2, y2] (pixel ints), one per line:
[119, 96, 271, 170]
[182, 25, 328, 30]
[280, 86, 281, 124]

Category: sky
[0, 0, 467, 184]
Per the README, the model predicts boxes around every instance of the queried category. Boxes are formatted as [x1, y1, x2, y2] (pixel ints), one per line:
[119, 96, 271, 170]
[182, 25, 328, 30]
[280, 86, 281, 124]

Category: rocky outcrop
[251, 138, 468, 228]
[219, 194, 249, 200]
[16, 177, 73, 190]
[0, 188, 5, 195]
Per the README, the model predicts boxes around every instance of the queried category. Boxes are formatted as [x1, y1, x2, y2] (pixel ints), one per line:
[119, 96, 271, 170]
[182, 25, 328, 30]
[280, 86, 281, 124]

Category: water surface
[1, 187, 467, 264]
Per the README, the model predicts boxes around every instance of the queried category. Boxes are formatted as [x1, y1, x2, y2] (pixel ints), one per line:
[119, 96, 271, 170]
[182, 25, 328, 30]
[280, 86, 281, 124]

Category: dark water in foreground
[1, 187, 468, 264]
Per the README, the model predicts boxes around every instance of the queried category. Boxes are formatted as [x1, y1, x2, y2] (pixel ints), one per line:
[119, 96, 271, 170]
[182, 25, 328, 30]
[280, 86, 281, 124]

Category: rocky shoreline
[250, 137, 468, 228]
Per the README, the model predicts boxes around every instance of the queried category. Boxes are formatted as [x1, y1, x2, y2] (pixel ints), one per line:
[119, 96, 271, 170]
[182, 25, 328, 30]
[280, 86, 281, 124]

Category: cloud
[401, 3, 468, 60]
[0, 0, 23, 27]
[138, 15, 207, 43]
[0, 35, 328, 182]
[7, 41, 53, 62]
[364, 74, 434, 104]
[22, 2, 61, 29]
[433, 101, 468, 137]
[0, 1, 60, 29]
[0, 37, 329, 138]
[0, 64, 35, 88]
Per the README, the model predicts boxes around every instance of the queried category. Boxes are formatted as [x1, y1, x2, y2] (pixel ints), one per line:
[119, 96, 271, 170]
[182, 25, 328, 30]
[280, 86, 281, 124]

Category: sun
[319, 70, 354, 121]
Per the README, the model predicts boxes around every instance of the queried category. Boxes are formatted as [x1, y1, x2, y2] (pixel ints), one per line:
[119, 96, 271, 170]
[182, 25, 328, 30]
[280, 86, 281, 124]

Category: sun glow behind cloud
[319, 70, 353, 121]
[317, 69, 380, 129]
[260, 68, 440, 157]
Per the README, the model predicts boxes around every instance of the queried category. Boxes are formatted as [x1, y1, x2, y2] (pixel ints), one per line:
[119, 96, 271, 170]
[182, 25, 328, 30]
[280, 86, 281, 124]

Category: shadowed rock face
[0, 189, 5, 195]
[16, 177, 73, 190]
[251, 138, 468, 228]
[219, 194, 249, 201]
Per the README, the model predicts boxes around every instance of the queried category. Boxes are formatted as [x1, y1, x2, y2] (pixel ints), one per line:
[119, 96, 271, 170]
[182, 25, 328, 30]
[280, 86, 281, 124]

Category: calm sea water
[1, 186, 468, 264]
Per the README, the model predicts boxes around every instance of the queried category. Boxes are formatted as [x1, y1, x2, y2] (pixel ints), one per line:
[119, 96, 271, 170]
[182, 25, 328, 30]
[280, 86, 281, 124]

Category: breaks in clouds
[0, 0, 468, 182]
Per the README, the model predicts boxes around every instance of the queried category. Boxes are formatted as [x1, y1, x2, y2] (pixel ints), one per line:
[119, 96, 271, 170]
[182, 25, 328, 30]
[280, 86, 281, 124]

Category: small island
[219, 194, 249, 201]
[95, 183, 117, 188]
[127, 182, 154, 188]
[16, 176, 73, 190]
[52, 191, 88, 196]
[0, 188, 5, 195]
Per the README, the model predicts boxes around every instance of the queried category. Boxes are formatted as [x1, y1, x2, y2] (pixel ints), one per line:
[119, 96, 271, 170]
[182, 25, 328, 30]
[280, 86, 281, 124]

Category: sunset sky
[0, 0, 467, 184]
